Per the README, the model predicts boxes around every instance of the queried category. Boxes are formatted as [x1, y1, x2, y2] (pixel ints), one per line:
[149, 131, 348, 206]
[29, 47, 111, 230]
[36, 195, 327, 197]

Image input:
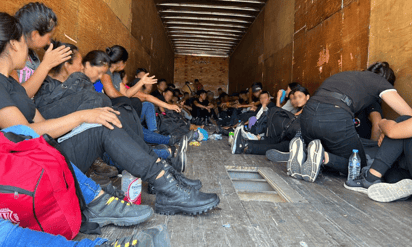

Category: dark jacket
[34, 72, 111, 119]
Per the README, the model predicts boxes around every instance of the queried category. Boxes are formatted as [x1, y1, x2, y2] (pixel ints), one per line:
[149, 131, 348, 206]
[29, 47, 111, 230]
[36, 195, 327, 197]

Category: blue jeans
[141, 102, 157, 131]
[0, 219, 106, 247]
[143, 127, 170, 145]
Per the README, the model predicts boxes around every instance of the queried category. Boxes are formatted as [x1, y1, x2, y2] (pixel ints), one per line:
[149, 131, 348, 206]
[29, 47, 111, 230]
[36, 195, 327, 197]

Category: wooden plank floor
[75, 137, 412, 246]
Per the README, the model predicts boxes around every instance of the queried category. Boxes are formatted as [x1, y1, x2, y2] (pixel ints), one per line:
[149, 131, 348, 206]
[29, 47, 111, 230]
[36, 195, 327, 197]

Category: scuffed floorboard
[75, 137, 412, 247]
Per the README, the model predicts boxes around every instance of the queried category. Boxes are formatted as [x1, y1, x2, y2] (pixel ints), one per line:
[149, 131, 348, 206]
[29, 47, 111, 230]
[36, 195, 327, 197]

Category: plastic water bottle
[347, 149, 361, 181]
[121, 171, 142, 205]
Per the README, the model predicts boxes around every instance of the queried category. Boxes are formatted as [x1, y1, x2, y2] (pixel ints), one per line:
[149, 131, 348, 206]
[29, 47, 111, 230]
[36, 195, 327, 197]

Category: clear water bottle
[347, 149, 361, 181]
[121, 170, 142, 205]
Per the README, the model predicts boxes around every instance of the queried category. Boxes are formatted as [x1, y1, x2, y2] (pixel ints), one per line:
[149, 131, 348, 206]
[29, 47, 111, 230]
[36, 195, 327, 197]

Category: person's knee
[395, 115, 412, 123]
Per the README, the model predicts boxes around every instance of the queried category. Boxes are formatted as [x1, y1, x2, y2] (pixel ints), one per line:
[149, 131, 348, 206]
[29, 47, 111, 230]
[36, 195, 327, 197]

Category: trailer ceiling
[154, 0, 267, 57]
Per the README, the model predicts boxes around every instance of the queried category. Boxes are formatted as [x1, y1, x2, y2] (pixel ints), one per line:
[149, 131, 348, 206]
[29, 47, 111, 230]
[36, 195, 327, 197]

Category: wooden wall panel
[174, 55, 229, 95]
[305, 0, 342, 30]
[3, 0, 174, 84]
[369, 0, 412, 119]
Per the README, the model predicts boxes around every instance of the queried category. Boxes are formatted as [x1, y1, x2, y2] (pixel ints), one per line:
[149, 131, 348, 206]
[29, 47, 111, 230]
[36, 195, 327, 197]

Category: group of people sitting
[0, 3, 219, 246]
[1, 2, 412, 247]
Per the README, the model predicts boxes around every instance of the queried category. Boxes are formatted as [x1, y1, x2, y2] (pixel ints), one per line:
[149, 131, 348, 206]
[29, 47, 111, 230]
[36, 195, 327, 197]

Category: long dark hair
[15, 2, 57, 37]
[0, 13, 23, 55]
[82, 50, 111, 67]
[106, 45, 128, 63]
[48, 40, 78, 74]
[367, 62, 396, 85]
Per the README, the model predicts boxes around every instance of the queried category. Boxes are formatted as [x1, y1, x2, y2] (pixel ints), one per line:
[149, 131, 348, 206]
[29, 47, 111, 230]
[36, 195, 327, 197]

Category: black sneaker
[232, 126, 247, 154]
[96, 224, 171, 247]
[344, 174, 381, 194]
[84, 193, 153, 227]
[266, 149, 290, 163]
[170, 136, 187, 173]
[368, 179, 412, 202]
[287, 137, 305, 179]
[301, 139, 324, 182]
[153, 170, 220, 215]
[148, 160, 202, 194]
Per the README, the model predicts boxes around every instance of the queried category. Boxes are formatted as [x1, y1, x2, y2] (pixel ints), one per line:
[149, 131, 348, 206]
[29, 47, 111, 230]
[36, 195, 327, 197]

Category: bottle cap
[352, 149, 358, 153]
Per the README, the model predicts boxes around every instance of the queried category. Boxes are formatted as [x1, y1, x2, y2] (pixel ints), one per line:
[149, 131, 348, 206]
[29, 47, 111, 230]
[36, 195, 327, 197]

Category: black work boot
[148, 160, 202, 194]
[153, 170, 220, 215]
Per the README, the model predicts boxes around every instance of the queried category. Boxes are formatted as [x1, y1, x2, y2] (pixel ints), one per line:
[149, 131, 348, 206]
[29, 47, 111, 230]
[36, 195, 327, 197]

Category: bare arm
[379, 118, 412, 139]
[101, 74, 124, 98]
[124, 74, 157, 98]
[0, 106, 121, 139]
[133, 92, 180, 112]
[18, 45, 72, 98]
[381, 91, 412, 116]
[369, 111, 383, 141]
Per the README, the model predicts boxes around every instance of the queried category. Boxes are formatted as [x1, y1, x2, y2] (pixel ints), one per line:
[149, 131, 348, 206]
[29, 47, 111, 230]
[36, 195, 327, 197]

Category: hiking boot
[89, 172, 111, 186]
[368, 179, 412, 202]
[287, 137, 305, 179]
[101, 183, 125, 198]
[170, 136, 187, 173]
[344, 173, 381, 194]
[148, 160, 202, 194]
[168, 135, 180, 145]
[96, 224, 171, 247]
[184, 130, 196, 142]
[266, 149, 290, 163]
[232, 128, 247, 154]
[91, 158, 118, 178]
[153, 170, 220, 215]
[301, 139, 324, 182]
[84, 193, 153, 227]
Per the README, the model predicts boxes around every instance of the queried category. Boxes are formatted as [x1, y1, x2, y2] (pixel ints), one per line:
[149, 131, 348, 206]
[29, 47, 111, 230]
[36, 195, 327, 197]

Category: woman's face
[115, 61, 127, 71]
[83, 62, 109, 83]
[292, 91, 310, 108]
[65, 52, 83, 75]
[27, 28, 55, 50]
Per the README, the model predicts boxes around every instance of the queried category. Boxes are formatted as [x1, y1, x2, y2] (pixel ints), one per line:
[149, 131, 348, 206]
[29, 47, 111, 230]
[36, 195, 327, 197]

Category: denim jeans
[301, 100, 367, 174]
[371, 116, 412, 178]
[0, 219, 106, 247]
[141, 102, 158, 131]
[143, 127, 170, 145]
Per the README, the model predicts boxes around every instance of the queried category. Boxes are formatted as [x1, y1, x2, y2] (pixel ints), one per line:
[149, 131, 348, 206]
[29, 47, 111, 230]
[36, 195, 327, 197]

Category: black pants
[192, 107, 212, 119]
[301, 100, 367, 174]
[246, 138, 289, 155]
[59, 112, 162, 184]
[371, 116, 412, 180]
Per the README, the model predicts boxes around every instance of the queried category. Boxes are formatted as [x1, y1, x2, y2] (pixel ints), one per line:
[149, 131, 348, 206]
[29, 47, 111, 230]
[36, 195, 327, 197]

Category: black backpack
[249, 112, 268, 135]
[266, 107, 301, 143]
[157, 110, 191, 138]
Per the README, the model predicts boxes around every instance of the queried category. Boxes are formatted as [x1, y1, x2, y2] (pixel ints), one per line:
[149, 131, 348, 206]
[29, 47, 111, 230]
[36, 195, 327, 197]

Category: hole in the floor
[225, 166, 288, 203]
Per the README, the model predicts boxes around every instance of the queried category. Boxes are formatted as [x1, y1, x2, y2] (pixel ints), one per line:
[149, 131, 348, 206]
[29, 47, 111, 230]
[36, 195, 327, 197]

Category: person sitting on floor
[344, 115, 412, 202]
[287, 62, 412, 183]
[0, 17, 219, 218]
[232, 87, 310, 156]
[276, 82, 301, 113]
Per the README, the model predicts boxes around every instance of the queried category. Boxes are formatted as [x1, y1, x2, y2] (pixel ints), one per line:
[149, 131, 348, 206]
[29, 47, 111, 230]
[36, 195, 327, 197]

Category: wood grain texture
[3, 0, 174, 85]
[74, 138, 412, 246]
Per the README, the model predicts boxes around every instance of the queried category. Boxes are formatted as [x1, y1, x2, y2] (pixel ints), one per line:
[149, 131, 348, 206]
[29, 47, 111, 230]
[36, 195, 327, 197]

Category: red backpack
[0, 132, 82, 240]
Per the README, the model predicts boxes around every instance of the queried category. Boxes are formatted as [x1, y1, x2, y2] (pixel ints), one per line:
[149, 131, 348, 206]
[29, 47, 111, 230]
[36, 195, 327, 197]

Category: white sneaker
[368, 179, 412, 202]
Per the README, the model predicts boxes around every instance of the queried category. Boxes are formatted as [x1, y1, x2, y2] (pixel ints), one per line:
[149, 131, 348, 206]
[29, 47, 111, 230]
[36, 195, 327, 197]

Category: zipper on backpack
[0, 185, 34, 199]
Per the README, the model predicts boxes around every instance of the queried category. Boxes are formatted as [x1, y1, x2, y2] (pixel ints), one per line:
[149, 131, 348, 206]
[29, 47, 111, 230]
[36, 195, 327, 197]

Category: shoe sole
[90, 208, 154, 227]
[343, 182, 368, 194]
[266, 149, 290, 163]
[231, 126, 243, 154]
[301, 140, 323, 182]
[230, 126, 241, 151]
[287, 138, 304, 179]
[368, 179, 412, 202]
[155, 197, 220, 216]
